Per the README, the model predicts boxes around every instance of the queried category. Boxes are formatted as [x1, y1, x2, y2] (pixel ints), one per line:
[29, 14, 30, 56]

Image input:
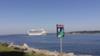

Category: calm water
[0, 34, 100, 55]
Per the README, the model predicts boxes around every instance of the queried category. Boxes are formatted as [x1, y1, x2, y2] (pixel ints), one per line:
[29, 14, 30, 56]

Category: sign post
[56, 24, 64, 56]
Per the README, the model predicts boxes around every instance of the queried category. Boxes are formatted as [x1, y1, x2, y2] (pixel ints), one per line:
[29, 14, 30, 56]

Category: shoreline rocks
[8, 43, 92, 56]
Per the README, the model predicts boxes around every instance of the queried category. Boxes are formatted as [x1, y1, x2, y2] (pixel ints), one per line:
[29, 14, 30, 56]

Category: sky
[0, 0, 100, 35]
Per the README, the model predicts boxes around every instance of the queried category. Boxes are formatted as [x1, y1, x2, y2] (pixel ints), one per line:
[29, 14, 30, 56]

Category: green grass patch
[0, 44, 47, 56]
[0, 44, 15, 52]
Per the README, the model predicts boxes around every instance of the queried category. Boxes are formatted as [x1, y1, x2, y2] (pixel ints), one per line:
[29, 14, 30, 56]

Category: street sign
[56, 24, 64, 38]
[56, 24, 64, 56]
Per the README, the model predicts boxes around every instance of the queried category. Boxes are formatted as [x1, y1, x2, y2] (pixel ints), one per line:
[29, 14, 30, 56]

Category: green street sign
[56, 24, 64, 38]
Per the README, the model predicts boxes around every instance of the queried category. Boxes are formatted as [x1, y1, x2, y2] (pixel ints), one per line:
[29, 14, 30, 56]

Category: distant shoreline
[66, 30, 100, 34]
[1, 30, 100, 36]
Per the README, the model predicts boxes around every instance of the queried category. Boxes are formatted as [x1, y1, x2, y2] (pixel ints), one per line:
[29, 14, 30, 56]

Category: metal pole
[60, 38, 63, 56]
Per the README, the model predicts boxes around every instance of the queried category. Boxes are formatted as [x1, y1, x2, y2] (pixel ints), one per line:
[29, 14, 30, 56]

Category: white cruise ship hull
[27, 29, 47, 36]
[28, 33, 46, 36]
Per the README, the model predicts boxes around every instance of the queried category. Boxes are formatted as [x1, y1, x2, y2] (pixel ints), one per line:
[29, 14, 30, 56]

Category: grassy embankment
[0, 43, 46, 56]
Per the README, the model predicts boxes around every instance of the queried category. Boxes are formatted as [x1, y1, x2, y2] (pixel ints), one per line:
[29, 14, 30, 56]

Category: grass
[0, 45, 15, 52]
[0, 43, 47, 56]
[24, 52, 46, 56]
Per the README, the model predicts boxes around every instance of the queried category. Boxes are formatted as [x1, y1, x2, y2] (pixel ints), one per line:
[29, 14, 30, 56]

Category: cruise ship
[27, 28, 47, 36]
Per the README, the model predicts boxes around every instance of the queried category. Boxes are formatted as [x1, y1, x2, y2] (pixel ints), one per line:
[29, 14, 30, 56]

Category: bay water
[0, 33, 100, 56]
